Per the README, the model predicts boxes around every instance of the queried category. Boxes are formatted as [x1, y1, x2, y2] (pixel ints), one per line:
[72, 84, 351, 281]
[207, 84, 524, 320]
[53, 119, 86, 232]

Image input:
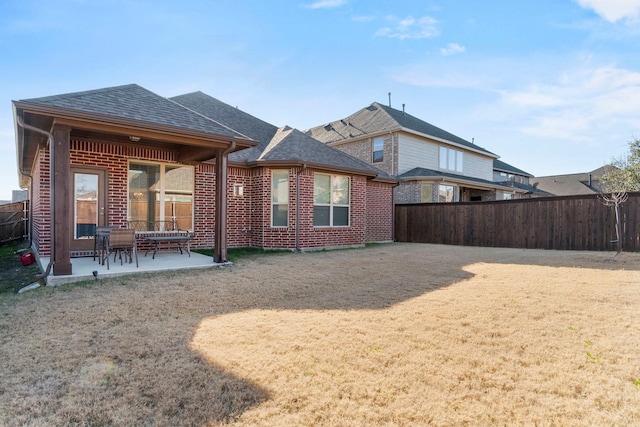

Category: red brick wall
[227, 167, 252, 247]
[31, 139, 395, 255]
[366, 181, 395, 242]
[31, 148, 50, 256]
[193, 162, 216, 249]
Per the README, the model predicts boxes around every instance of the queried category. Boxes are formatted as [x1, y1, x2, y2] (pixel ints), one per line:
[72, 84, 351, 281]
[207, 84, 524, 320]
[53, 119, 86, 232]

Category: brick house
[12, 85, 395, 278]
[306, 102, 538, 203]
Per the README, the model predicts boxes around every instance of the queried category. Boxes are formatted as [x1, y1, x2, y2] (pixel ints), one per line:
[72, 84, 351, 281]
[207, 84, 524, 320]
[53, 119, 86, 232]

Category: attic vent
[324, 124, 333, 131]
[366, 105, 377, 111]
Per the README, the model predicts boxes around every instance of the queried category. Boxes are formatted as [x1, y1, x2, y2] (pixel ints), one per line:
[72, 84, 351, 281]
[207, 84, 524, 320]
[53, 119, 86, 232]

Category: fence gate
[0, 201, 28, 244]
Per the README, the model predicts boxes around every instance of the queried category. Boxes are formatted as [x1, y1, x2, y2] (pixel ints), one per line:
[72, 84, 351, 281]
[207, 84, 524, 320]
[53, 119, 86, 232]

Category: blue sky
[2, 0, 640, 200]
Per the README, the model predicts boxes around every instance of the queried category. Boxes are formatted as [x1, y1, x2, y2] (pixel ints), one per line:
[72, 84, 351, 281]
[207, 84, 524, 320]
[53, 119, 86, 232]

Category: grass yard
[0, 240, 43, 293]
[1, 243, 639, 426]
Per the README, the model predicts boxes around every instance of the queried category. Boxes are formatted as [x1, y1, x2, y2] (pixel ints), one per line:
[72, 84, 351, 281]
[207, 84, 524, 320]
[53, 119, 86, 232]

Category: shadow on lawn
[4, 242, 639, 425]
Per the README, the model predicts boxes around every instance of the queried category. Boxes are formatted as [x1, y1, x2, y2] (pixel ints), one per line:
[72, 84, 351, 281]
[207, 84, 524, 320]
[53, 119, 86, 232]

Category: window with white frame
[372, 137, 384, 163]
[313, 173, 350, 226]
[438, 184, 459, 203]
[128, 161, 194, 230]
[271, 170, 289, 227]
[439, 146, 464, 173]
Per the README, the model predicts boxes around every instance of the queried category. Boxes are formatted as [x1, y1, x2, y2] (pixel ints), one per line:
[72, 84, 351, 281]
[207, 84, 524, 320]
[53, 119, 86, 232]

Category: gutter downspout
[295, 163, 307, 252]
[16, 116, 54, 279]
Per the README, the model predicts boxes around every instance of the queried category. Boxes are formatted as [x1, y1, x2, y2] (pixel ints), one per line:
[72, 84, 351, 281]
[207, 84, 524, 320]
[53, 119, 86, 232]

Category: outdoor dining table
[144, 234, 192, 259]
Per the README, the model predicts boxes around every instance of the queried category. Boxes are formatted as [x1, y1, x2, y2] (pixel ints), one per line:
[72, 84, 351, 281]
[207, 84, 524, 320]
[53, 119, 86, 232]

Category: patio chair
[105, 228, 138, 270]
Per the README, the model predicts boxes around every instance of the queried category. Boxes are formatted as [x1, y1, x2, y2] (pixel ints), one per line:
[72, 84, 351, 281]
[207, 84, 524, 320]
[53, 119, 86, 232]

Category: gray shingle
[243, 126, 395, 180]
[493, 159, 533, 177]
[171, 91, 278, 143]
[306, 102, 496, 157]
[171, 91, 394, 181]
[20, 84, 249, 139]
[399, 167, 514, 190]
[531, 166, 610, 196]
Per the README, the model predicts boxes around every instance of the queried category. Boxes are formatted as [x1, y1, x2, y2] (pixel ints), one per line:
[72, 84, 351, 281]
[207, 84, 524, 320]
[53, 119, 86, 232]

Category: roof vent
[324, 124, 333, 131]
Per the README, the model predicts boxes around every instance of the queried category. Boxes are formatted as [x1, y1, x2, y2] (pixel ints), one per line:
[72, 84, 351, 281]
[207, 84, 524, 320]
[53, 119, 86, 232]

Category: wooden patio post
[52, 124, 72, 275]
[213, 148, 228, 263]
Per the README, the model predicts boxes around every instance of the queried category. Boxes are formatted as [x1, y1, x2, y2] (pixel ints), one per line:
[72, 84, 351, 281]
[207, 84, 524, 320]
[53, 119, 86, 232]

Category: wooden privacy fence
[395, 192, 640, 252]
[0, 201, 28, 244]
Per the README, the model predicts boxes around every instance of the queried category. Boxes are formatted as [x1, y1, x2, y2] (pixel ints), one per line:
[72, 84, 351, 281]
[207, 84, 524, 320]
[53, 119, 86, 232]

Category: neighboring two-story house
[306, 102, 536, 203]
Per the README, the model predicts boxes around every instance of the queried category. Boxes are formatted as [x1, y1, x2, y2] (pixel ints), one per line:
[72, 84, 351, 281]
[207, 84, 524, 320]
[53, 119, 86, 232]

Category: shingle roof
[170, 92, 394, 181]
[531, 166, 610, 196]
[170, 91, 278, 143]
[398, 167, 524, 192]
[18, 84, 249, 140]
[493, 159, 532, 177]
[305, 102, 496, 157]
[236, 126, 396, 181]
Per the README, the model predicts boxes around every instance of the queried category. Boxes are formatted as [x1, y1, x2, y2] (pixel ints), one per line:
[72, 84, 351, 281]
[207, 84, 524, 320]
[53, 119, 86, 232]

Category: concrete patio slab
[38, 250, 229, 286]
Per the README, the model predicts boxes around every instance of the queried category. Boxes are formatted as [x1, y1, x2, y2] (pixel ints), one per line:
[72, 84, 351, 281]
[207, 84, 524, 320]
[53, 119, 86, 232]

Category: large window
[128, 162, 194, 230]
[372, 137, 384, 163]
[271, 170, 289, 227]
[439, 147, 463, 173]
[438, 184, 459, 203]
[314, 173, 350, 227]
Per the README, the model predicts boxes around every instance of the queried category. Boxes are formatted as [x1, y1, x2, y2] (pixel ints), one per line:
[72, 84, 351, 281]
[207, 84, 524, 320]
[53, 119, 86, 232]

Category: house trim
[327, 128, 498, 159]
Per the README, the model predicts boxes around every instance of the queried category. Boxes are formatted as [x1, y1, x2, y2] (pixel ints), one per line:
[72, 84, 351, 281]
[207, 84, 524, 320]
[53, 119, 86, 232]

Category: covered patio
[13, 85, 256, 282]
[38, 250, 228, 286]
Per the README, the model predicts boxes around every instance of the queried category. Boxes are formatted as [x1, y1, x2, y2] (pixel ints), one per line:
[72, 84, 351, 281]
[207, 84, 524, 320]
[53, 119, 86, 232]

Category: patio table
[145, 234, 192, 259]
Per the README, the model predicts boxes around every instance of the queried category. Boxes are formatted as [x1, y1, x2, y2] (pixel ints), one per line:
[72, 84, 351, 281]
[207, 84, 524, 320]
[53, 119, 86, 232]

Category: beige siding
[398, 133, 493, 181]
[464, 153, 493, 181]
[397, 134, 439, 174]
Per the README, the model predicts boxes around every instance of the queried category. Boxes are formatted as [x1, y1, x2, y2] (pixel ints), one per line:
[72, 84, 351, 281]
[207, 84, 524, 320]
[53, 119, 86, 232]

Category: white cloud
[304, 0, 348, 10]
[375, 16, 440, 40]
[440, 43, 466, 56]
[498, 65, 640, 142]
[574, 0, 640, 23]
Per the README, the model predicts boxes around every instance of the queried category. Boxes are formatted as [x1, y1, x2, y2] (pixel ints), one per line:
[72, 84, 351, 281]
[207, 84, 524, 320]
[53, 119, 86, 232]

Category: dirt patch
[0, 243, 639, 426]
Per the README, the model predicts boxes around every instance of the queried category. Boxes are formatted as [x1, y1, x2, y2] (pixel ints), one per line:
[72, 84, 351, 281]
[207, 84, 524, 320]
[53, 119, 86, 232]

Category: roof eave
[12, 104, 30, 189]
[12, 100, 257, 150]
[400, 174, 526, 193]
[398, 127, 498, 158]
[324, 126, 498, 159]
[246, 159, 387, 179]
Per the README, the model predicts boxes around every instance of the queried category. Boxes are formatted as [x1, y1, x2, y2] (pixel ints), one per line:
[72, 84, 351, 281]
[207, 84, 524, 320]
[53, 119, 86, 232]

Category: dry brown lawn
[1, 243, 639, 426]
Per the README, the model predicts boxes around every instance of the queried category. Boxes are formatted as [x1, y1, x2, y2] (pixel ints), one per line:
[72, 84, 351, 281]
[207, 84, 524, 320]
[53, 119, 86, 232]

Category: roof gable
[306, 102, 495, 157]
[232, 125, 395, 180]
[18, 84, 248, 140]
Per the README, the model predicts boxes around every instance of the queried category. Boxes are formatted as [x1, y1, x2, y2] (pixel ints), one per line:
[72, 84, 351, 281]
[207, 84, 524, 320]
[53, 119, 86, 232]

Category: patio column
[213, 148, 228, 263]
[52, 124, 72, 275]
